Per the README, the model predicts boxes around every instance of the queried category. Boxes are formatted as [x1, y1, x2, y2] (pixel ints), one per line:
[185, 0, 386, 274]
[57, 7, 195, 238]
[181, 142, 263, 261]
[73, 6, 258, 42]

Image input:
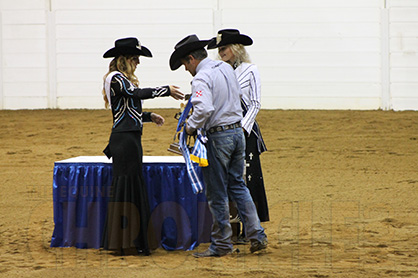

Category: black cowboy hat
[207, 29, 253, 49]
[103, 37, 152, 58]
[169, 34, 210, 70]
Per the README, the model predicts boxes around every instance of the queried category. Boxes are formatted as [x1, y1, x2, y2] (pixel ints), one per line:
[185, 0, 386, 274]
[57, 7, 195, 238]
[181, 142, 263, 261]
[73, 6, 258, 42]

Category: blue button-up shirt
[187, 58, 243, 131]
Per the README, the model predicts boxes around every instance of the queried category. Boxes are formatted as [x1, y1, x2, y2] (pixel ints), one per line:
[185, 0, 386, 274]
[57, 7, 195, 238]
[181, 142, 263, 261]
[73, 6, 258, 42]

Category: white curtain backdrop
[0, 0, 417, 110]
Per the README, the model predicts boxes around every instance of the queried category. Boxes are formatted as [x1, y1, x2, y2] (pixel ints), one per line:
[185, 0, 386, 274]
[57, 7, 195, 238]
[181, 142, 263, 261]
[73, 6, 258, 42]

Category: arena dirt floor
[0, 108, 417, 278]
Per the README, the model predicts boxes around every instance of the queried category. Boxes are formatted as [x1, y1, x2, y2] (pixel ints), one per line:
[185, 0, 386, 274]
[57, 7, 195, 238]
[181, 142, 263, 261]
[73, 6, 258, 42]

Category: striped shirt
[235, 62, 267, 154]
[235, 63, 261, 134]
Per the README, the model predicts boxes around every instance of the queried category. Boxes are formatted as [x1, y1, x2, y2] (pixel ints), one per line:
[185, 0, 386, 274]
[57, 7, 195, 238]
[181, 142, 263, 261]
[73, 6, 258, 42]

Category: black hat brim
[207, 34, 252, 49]
[169, 40, 210, 70]
[103, 45, 152, 58]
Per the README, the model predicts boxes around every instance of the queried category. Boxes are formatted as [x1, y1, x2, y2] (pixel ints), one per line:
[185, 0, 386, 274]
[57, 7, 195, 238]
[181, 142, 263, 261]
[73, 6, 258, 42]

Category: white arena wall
[0, 0, 417, 111]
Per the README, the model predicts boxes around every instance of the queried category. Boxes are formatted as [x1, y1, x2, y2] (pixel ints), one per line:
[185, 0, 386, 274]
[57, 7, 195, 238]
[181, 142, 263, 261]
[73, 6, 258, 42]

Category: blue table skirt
[51, 157, 212, 251]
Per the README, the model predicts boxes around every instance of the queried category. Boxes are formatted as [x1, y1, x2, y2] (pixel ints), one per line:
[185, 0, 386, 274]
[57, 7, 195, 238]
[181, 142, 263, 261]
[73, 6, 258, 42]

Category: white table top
[56, 156, 185, 164]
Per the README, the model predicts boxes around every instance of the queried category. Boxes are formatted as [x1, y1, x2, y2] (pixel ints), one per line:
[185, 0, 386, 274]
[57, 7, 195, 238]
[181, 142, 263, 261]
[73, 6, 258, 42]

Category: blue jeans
[202, 127, 266, 255]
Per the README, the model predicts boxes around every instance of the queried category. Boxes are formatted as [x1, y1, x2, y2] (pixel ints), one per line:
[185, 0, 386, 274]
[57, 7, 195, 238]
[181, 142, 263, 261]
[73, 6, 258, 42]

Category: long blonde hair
[218, 44, 251, 67]
[102, 55, 139, 108]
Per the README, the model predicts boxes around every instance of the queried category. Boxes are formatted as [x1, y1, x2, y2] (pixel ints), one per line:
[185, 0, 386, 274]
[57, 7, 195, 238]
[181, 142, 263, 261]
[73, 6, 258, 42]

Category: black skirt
[245, 131, 269, 222]
[101, 131, 155, 254]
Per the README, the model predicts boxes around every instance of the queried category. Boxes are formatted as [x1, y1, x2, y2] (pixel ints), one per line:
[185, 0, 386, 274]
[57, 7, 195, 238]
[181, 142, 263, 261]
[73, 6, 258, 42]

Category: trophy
[167, 94, 193, 155]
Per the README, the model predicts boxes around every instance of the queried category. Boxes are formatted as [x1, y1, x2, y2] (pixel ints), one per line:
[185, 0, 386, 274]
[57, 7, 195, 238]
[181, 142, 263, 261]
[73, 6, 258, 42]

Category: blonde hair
[218, 44, 251, 66]
[102, 55, 139, 108]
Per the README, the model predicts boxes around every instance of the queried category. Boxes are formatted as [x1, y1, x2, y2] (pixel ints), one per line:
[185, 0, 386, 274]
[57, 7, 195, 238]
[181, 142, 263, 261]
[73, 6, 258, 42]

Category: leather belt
[208, 122, 241, 134]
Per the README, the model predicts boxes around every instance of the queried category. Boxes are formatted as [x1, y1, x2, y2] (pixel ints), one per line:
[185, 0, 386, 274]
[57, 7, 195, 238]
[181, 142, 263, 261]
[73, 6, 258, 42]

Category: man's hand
[151, 113, 165, 126]
[185, 123, 196, 136]
[169, 85, 185, 100]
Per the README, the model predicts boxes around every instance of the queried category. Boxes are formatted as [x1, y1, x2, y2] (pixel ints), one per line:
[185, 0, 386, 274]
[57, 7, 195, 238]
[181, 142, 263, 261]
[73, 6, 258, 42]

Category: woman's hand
[151, 113, 165, 126]
[169, 85, 185, 100]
